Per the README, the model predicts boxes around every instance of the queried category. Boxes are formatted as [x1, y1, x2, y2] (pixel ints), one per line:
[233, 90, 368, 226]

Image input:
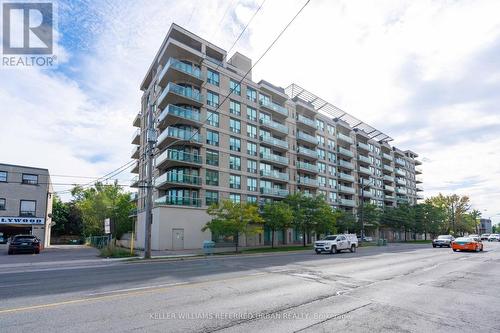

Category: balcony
[383, 175, 395, 182]
[131, 145, 139, 159]
[338, 147, 353, 158]
[415, 168, 423, 174]
[130, 176, 139, 188]
[396, 158, 406, 166]
[259, 118, 288, 135]
[296, 161, 318, 173]
[297, 177, 318, 187]
[415, 159, 422, 166]
[384, 195, 395, 201]
[158, 58, 202, 86]
[396, 178, 406, 186]
[157, 127, 202, 149]
[396, 196, 409, 204]
[416, 186, 424, 192]
[362, 191, 373, 198]
[383, 165, 394, 172]
[358, 166, 372, 175]
[131, 161, 139, 174]
[357, 142, 370, 151]
[260, 135, 288, 149]
[155, 195, 201, 207]
[157, 104, 201, 128]
[157, 83, 203, 109]
[396, 187, 407, 194]
[382, 153, 393, 161]
[338, 185, 355, 194]
[131, 129, 140, 145]
[296, 131, 317, 145]
[338, 160, 354, 169]
[358, 155, 371, 164]
[260, 187, 289, 197]
[130, 192, 138, 201]
[339, 198, 356, 207]
[297, 146, 318, 159]
[337, 133, 353, 144]
[154, 171, 202, 188]
[259, 99, 288, 117]
[395, 168, 406, 176]
[339, 173, 354, 182]
[133, 113, 141, 127]
[296, 114, 316, 129]
[260, 169, 289, 181]
[156, 149, 202, 168]
[260, 152, 288, 166]
[384, 185, 395, 192]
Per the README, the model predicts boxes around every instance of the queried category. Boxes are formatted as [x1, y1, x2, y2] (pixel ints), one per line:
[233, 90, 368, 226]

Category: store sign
[0, 216, 44, 225]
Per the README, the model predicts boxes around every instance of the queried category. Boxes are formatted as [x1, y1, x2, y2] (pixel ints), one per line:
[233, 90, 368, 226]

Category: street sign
[104, 218, 111, 234]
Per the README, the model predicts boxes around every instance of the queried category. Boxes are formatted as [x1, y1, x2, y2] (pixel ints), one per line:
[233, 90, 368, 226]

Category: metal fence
[86, 235, 111, 249]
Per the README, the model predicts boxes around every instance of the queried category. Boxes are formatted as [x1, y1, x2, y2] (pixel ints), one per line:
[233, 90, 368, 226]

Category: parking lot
[0, 243, 100, 265]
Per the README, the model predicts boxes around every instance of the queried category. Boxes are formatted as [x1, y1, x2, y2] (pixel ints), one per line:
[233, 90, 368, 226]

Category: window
[206, 111, 219, 127]
[229, 100, 241, 116]
[247, 124, 257, 139]
[207, 91, 219, 108]
[207, 69, 220, 86]
[327, 124, 335, 135]
[229, 193, 241, 203]
[205, 191, 219, 206]
[247, 142, 257, 156]
[229, 136, 241, 152]
[229, 155, 241, 171]
[206, 169, 219, 186]
[246, 87, 257, 102]
[317, 135, 325, 146]
[328, 178, 336, 188]
[316, 119, 324, 132]
[0, 198, 5, 210]
[229, 174, 241, 189]
[328, 139, 335, 150]
[247, 195, 257, 204]
[206, 149, 219, 166]
[318, 176, 327, 187]
[327, 152, 336, 162]
[328, 165, 336, 176]
[329, 192, 337, 202]
[317, 148, 326, 160]
[246, 107, 257, 121]
[318, 162, 327, 173]
[247, 159, 257, 173]
[0, 171, 6, 182]
[229, 118, 241, 134]
[20, 200, 36, 217]
[230, 79, 241, 95]
[247, 177, 257, 191]
[206, 130, 219, 146]
[22, 174, 38, 185]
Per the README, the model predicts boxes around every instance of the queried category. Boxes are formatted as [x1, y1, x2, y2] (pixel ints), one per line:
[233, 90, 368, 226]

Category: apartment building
[0, 163, 53, 247]
[131, 24, 423, 250]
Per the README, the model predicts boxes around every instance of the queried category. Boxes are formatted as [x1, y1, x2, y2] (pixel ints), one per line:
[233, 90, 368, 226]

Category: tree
[51, 195, 69, 237]
[310, 196, 339, 237]
[71, 182, 134, 239]
[283, 193, 311, 247]
[202, 200, 264, 253]
[262, 201, 293, 248]
[357, 203, 382, 236]
[426, 194, 471, 235]
[336, 210, 357, 234]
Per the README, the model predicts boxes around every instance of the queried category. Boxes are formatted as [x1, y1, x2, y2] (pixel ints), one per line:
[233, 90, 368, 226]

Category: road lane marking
[0, 282, 40, 288]
[0, 272, 267, 315]
[86, 282, 189, 296]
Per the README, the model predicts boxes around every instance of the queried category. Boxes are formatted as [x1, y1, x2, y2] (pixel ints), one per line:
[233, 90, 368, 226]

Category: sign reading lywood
[0, 217, 45, 225]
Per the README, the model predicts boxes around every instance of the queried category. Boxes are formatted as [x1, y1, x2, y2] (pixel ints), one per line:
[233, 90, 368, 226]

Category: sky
[1, 0, 500, 223]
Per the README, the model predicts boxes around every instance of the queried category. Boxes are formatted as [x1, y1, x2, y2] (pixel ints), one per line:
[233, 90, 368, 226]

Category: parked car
[480, 234, 490, 241]
[8, 235, 41, 255]
[488, 234, 500, 242]
[432, 235, 455, 248]
[469, 234, 479, 239]
[314, 234, 358, 254]
[451, 237, 483, 252]
[356, 235, 373, 242]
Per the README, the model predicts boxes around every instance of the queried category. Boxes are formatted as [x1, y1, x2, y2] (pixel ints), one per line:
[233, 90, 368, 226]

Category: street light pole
[144, 101, 156, 259]
[360, 178, 365, 245]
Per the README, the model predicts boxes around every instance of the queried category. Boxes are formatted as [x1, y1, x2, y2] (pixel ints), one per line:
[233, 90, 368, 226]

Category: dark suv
[8, 235, 41, 255]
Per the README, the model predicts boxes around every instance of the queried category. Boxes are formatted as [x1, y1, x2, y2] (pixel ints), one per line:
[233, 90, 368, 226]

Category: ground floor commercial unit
[0, 163, 53, 248]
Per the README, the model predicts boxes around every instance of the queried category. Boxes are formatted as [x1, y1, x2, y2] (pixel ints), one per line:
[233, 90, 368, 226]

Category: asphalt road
[1, 242, 500, 332]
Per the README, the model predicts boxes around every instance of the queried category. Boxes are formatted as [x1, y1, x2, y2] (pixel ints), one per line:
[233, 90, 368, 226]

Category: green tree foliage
[262, 201, 293, 248]
[202, 200, 264, 252]
[51, 196, 83, 237]
[425, 194, 472, 235]
[336, 210, 357, 234]
[71, 182, 134, 239]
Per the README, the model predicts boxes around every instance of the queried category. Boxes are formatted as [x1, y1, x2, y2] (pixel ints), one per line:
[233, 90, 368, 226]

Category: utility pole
[144, 101, 156, 259]
[359, 177, 365, 245]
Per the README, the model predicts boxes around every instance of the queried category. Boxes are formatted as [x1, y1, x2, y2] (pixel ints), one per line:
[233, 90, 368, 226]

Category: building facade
[131, 24, 423, 250]
[479, 218, 492, 234]
[0, 163, 53, 247]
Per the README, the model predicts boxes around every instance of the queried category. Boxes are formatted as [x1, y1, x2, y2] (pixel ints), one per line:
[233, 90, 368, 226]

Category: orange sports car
[451, 237, 483, 252]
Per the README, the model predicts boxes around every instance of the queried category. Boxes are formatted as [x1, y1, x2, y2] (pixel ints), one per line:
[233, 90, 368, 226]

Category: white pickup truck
[314, 234, 358, 254]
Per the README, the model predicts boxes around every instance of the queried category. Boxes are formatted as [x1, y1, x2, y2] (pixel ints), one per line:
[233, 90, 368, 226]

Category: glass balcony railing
[260, 187, 289, 197]
[396, 168, 406, 176]
[156, 149, 202, 166]
[158, 83, 202, 106]
[259, 118, 288, 134]
[338, 185, 355, 194]
[297, 114, 316, 127]
[384, 185, 395, 192]
[260, 135, 288, 149]
[154, 171, 201, 187]
[298, 177, 318, 186]
[339, 160, 354, 169]
[157, 127, 202, 146]
[384, 195, 396, 201]
[337, 133, 353, 144]
[260, 153, 288, 165]
[155, 195, 201, 207]
[383, 165, 394, 172]
[259, 99, 288, 116]
[297, 161, 318, 172]
[396, 188, 407, 194]
[130, 176, 139, 187]
[339, 199, 356, 206]
[259, 169, 289, 181]
[159, 58, 202, 85]
[297, 146, 317, 158]
[382, 153, 393, 161]
[358, 155, 371, 164]
[339, 173, 354, 182]
[158, 105, 201, 124]
[357, 142, 370, 151]
[383, 175, 395, 182]
[396, 178, 406, 186]
[396, 158, 406, 166]
[130, 192, 138, 201]
[131, 129, 140, 144]
[359, 166, 372, 174]
[296, 131, 317, 144]
[338, 147, 353, 158]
